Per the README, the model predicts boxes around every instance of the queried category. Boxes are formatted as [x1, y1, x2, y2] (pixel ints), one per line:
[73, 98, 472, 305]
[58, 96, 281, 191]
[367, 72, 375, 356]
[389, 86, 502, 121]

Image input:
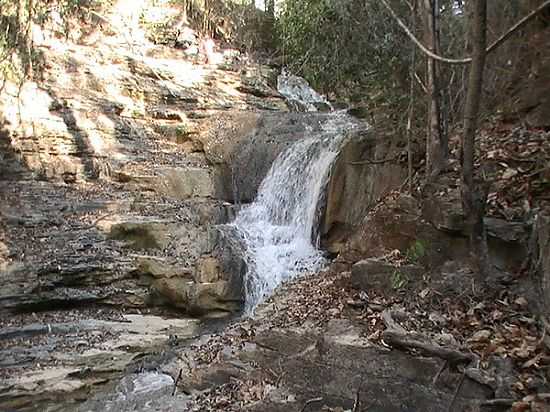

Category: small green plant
[174, 124, 188, 137]
[391, 270, 408, 290]
[406, 240, 427, 263]
[130, 107, 146, 118]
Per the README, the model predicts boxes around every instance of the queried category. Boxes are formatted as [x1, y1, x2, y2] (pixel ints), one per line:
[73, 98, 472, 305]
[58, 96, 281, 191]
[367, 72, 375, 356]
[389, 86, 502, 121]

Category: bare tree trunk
[407, 0, 418, 194]
[266, 0, 275, 17]
[422, 0, 445, 179]
[25, 0, 33, 79]
[461, 0, 489, 280]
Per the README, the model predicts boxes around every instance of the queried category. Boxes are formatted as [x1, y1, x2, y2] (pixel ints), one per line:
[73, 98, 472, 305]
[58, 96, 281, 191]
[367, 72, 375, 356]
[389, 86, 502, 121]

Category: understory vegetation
[0, 0, 113, 84]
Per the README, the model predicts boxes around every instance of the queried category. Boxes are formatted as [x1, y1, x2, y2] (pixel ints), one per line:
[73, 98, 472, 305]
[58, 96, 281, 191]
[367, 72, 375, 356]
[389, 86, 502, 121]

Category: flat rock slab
[0, 315, 199, 411]
[179, 320, 489, 411]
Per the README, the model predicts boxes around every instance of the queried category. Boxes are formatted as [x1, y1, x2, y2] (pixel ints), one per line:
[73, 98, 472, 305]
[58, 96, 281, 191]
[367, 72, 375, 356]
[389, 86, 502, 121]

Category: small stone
[346, 299, 363, 308]
[328, 308, 340, 317]
[468, 329, 492, 343]
[514, 296, 528, 307]
[437, 333, 458, 346]
[429, 312, 447, 326]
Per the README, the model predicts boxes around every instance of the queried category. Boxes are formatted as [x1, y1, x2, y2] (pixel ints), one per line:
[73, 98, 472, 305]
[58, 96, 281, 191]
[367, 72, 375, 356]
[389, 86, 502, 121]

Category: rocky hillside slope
[0, 2, 288, 408]
[1, 1, 550, 411]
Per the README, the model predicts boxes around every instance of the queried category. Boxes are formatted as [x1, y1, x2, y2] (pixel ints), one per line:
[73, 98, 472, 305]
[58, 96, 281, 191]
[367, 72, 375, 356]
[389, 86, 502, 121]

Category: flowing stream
[231, 74, 357, 314]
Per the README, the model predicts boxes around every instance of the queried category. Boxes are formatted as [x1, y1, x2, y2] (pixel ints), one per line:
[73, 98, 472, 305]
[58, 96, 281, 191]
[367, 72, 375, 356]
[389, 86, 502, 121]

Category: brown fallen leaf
[512, 401, 530, 412]
[522, 353, 543, 369]
[468, 329, 492, 343]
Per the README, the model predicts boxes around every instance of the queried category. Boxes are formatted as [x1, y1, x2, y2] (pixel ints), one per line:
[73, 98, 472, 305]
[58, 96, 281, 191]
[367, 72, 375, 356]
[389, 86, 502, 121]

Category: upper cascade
[277, 70, 333, 112]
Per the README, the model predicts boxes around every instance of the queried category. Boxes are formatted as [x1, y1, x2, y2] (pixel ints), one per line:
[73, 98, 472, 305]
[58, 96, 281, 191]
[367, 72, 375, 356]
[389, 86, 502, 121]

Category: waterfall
[231, 110, 358, 314]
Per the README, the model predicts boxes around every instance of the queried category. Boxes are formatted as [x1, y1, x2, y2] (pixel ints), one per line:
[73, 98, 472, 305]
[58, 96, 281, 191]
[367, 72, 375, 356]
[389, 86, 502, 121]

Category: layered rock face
[0, 9, 288, 318]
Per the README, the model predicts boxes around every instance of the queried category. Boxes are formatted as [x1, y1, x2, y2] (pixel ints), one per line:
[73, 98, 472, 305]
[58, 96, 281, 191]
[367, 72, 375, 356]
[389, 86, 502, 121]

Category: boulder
[151, 277, 190, 309]
[320, 134, 406, 254]
[187, 281, 242, 314]
[195, 256, 222, 283]
[151, 278, 242, 315]
[351, 258, 424, 292]
[530, 213, 550, 321]
[136, 256, 192, 279]
[148, 228, 246, 315]
[100, 219, 209, 265]
[155, 167, 217, 199]
[103, 219, 172, 250]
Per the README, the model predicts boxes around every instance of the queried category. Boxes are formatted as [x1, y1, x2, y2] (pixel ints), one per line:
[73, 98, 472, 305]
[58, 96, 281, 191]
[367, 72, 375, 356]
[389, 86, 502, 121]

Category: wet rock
[0, 313, 199, 411]
[231, 112, 339, 203]
[351, 258, 424, 292]
[237, 80, 280, 99]
[277, 71, 331, 112]
[199, 111, 347, 203]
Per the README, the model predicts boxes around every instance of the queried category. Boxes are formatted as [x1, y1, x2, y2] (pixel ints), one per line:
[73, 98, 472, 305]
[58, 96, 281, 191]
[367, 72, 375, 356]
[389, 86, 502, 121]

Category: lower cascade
[231, 113, 358, 314]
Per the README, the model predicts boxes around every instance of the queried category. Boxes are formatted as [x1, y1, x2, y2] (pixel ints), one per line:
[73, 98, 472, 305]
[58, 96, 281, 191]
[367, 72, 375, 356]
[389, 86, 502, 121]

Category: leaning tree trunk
[461, 0, 489, 280]
[423, 0, 445, 178]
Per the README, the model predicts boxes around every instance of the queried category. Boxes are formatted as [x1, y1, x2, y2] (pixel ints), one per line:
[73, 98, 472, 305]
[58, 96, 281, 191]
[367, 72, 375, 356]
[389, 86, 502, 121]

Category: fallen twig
[480, 398, 515, 407]
[300, 397, 323, 412]
[433, 361, 447, 386]
[348, 155, 399, 165]
[448, 370, 466, 412]
[172, 368, 183, 396]
[353, 375, 364, 412]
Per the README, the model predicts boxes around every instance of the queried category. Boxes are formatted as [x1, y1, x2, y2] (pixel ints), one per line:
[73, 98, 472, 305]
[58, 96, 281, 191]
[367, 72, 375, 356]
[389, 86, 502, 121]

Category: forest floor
[177, 262, 550, 411]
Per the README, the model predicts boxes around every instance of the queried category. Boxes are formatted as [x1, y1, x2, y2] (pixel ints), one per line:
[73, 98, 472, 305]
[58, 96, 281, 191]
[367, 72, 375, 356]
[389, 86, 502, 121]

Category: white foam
[231, 113, 357, 314]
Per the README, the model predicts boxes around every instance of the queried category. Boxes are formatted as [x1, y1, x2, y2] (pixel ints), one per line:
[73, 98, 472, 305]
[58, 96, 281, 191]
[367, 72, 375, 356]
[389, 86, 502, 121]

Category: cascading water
[230, 73, 359, 314]
[277, 69, 333, 112]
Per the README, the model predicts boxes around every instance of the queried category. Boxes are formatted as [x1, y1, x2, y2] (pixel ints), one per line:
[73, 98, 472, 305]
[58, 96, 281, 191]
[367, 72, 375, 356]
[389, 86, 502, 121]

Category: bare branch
[380, 0, 550, 65]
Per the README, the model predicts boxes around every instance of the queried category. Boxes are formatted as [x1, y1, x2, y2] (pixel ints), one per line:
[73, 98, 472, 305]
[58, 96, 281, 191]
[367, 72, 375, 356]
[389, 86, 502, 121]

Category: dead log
[382, 330, 475, 365]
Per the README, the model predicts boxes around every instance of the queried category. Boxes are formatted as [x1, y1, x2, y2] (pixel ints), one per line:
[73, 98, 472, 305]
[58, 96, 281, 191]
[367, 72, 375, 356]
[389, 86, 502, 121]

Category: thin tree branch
[380, 0, 550, 65]
[414, 72, 428, 94]
[348, 155, 399, 165]
[485, 0, 550, 56]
